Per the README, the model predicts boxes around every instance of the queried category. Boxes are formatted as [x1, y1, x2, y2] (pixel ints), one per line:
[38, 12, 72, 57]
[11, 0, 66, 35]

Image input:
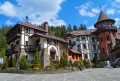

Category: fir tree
[73, 25, 77, 31]
[55, 29, 62, 38]
[68, 24, 72, 32]
[33, 48, 41, 69]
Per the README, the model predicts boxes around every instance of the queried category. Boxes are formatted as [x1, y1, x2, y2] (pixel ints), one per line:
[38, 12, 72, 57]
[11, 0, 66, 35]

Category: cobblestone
[0, 68, 120, 81]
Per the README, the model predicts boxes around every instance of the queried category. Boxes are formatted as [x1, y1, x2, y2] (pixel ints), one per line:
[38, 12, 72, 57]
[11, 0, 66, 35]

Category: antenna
[26, 15, 28, 22]
[100, 5, 102, 11]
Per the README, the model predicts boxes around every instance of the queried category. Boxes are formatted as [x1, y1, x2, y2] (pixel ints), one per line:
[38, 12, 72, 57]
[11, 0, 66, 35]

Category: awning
[69, 49, 81, 54]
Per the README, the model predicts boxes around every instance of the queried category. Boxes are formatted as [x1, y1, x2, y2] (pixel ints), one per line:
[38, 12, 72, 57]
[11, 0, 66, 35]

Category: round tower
[94, 10, 117, 58]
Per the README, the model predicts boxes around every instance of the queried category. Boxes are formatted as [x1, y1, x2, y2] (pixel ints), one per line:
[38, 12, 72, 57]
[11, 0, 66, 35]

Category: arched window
[83, 44, 86, 49]
[84, 54, 88, 59]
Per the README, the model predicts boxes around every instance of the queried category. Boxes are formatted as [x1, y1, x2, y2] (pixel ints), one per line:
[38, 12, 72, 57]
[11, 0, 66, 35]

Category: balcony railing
[6, 30, 21, 43]
[69, 41, 76, 46]
[24, 44, 41, 52]
[5, 45, 20, 56]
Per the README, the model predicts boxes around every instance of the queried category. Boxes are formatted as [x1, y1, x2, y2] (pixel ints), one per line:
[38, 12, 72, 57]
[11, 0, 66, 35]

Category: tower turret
[94, 10, 117, 59]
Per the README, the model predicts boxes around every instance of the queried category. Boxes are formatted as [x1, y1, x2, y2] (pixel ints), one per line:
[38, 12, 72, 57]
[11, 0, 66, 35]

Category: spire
[97, 10, 110, 23]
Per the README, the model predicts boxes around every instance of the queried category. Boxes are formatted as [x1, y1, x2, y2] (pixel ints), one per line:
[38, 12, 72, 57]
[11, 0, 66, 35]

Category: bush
[53, 64, 59, 68]
[0, 63, 3, 70]
[59, 57, 68, 68]
[59, 50, 68, 68]
[84, 60, 90, 68]
[96, 61, 104, 68]
[12, 56, 16, 67]
[80, 57, 84, 67]
[19, 56, 31, 70]
[32, 48, 41, 69]
[72, 61, 79, 67]
[5, 60, 8, 69]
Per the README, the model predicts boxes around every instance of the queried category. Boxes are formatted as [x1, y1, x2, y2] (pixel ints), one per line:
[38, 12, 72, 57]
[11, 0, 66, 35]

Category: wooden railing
[5, 45, 20, 56]
[24, 44, 41, 52]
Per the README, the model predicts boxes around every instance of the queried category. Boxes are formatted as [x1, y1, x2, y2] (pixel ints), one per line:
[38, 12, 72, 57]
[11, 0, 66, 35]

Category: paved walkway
[0, 68, 120, 81]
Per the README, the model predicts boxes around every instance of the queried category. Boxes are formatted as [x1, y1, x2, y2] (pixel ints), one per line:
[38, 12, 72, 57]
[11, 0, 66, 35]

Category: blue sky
[0, 0, 120, 29]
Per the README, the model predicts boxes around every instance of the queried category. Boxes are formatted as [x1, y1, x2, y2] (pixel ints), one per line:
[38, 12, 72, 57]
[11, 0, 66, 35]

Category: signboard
[0, 58, 3, 64]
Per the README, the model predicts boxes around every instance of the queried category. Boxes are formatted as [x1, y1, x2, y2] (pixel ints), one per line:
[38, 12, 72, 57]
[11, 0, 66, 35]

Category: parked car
[111, 58, 120, 68]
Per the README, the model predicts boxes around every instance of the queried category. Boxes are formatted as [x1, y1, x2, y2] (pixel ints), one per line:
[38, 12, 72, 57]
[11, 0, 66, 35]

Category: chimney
[43, 22, 48, 34]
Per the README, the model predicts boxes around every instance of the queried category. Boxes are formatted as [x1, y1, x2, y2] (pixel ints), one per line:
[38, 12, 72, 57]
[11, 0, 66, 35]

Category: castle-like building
[5, 22, 68, 67]
[5, 10, 120, 66]
[66, 10, 119, 62]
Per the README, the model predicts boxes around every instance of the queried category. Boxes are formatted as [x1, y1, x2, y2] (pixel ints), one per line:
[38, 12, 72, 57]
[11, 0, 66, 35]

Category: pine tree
[83, 24, 87, 30]
[73, 25, 77, 31]
[79, 24, 84, 30]
[68, 24, 72, 32]
[55, 29, 62, 38]
[33, 48, 41, 69]
[61, 25, 67, 38]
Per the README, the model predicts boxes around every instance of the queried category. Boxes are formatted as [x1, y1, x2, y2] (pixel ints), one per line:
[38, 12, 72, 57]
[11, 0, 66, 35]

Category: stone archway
[50, 47, 56, 61]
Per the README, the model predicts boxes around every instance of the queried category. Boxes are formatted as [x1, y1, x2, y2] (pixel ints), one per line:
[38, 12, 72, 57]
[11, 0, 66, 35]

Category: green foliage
[59, 50, 68, 67]
[5, 60, 8, 69]
[55, 29, 62, 38]
[61, 25, 67, 38]
[32, 48, 41, 69]
[79, 24, 87, 30]
[68, 24, 72, 32]
[72, 61, 79, 67]
[8, 60, 13, 67]
[80, 57, 84, 67]
[19, 56, 31, 70]
[12, 56, 17, 67]
[73, 25, 77, 31]
[84, 59, 90, 68]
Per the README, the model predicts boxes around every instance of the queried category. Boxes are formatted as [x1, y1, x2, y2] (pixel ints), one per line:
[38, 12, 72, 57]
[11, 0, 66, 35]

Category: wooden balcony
[5, 45, 20, 56]
[6, 30, 21, 43]
[24, 44, 41, 52]
[69, 41, 76, 46]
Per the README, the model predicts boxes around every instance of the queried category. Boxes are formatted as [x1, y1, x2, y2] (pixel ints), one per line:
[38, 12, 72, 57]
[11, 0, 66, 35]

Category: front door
[50, 52, 55, 61]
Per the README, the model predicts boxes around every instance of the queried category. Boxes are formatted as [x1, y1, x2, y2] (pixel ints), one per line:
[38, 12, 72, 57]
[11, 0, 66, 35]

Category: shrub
[53, 64, 59, 68]
[72, 61, 79, 67]
[84, 59, 90, 68]
[80, 57, 84, 67]
[8, 60, 13, 67]
[19, 56, 31, 70]
[96, 61, 104, 68]
[32, 48, 41, 69]
[59, 50, 68, 68]
[12, 55, 16, 67]
[5, 60, 8, 69]
[59, 57, 68, 68]
[0, 63, 3, 70]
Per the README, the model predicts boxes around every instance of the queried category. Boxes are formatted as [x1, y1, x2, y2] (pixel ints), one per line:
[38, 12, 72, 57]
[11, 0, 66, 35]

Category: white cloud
[115, 18, 120, 27]
[76, 1, 100, 17]
[0, 0, 66, 26]
[118, 10, 120, 13]
[88, 25, 95, 29]
[6, 20, 14, 25]
[116, 0, 120, 2]
[106, 9, 115, 15]
[92, 8, 100, 13]
[84, 20, 88, 24]
[79, 9, 95, 17]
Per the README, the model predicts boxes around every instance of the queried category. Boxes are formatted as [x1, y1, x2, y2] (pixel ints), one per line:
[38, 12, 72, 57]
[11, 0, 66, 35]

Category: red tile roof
[69, 49, 81, 54]
[18, 22, 47, 32]
[30, 33, 68, 43]
[67, 30, 96, 37]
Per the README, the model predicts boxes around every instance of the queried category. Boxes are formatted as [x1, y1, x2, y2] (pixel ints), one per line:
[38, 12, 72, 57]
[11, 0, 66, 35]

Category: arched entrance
[50, 47, 56, 61]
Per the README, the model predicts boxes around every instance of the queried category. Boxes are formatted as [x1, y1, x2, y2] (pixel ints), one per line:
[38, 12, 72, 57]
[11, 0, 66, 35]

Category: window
[16, 40, 19, 45]
[92, 38, 95, 42]
[84, 54, 88, 59]
[106, 35, 110, 41]
[76, 38, 79, 41]
[101, 37, 103, 43]
[77, 44, 80, 51]
[26, 28, 29, 33]
[72, 54, 74, 59]
[76, 54, 78, 59]
[112, 32, 115, 37]
[26, 41, 28, 46]
[93, 45, 96, 51]
[102, 48, 105, 54]
[69, 53, 71, 56]
[83, 44, 86, 49]
[69, 40, 71, 45]
[82, 37, 85, 40]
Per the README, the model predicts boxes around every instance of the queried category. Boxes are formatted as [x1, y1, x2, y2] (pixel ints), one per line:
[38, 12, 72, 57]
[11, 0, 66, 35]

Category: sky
[0, 0, 120, 29]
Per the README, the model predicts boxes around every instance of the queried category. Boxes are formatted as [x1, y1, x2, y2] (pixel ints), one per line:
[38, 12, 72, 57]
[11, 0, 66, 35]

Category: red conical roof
[94, 10, 115, 27]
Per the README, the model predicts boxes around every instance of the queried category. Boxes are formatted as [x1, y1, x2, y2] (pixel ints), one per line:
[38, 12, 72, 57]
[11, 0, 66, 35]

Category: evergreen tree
[73, 25, 77, 31]
[61, 25, 67, 38]
[33, 48, 41, 69]
[79, 24, 87, 30]
[68, 24, 72, 32]
[55, 29, 62, 38]
[83, 24, 87, 30]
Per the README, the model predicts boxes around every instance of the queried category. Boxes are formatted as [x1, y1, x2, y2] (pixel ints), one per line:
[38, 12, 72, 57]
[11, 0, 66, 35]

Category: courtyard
[0, 68, 120, 81]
